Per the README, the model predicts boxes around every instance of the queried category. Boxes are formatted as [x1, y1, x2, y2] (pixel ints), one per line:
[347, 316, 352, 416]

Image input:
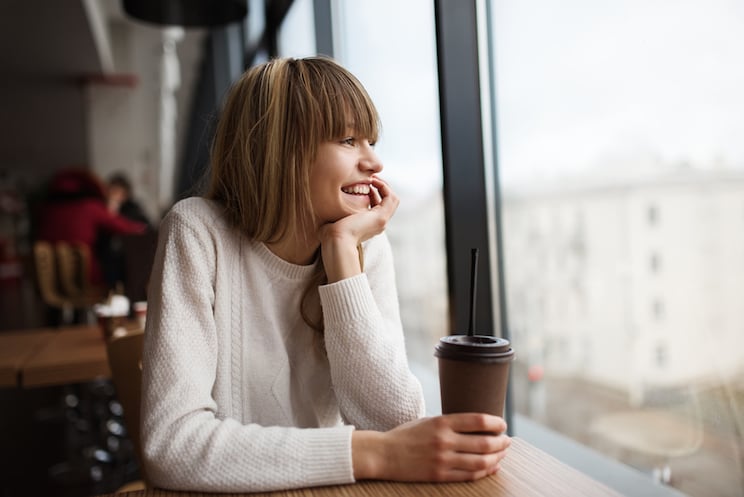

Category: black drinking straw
[468, 248, 478, 336]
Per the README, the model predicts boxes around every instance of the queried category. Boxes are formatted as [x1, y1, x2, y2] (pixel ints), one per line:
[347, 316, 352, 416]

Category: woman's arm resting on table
[352, 413, 511, 482]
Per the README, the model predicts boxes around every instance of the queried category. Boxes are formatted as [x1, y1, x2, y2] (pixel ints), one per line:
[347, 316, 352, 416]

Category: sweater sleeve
[318, 232, 426, 431]
[141, 203, 355, 493]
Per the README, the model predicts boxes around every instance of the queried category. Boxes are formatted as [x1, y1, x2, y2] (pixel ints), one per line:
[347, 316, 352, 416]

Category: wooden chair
[32, 240, 74, 324]
[55, 241, 83, 301]
[55, 241, 106, 308]
[106, 330, 147, 491]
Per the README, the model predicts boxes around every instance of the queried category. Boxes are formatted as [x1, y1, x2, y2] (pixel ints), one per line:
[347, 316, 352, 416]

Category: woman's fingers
[446, 412, 508, 436]
[368, 184, 382, 207]
[372, 415, 511, 483]
[370, 176, 399, 211]
[450, 451, 506, 473]
[454, 431, 511, 455]
[443, 464, 502, 482]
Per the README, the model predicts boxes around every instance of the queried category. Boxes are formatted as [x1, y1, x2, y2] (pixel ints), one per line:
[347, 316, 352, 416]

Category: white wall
[86, 19, 206, 223]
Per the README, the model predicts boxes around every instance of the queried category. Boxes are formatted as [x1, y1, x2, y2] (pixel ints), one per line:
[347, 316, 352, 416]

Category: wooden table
[0, 323, 129, 388]
[21, 324, 111, 387]
[100, 438, 624, 497]
[0, 328, 56, 387]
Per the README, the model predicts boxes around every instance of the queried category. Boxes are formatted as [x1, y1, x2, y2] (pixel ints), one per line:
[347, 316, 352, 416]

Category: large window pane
[277, 0, 316, 57]
[491, 1, 744, 496]
[333, 0, 446, 412]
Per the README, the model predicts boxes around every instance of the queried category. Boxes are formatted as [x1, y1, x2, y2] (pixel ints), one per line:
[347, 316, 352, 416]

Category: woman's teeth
[342, 184, 371, 195]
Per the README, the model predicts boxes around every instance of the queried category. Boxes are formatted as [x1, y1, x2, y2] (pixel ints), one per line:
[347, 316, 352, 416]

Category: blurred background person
[36, 167, 147, 287]
[105, 172, 151, 227]
[99, 172, 154, 291]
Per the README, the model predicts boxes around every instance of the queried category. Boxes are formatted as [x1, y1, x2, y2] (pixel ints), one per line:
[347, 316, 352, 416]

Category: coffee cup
[94, 294, 130, 340]
[133, 301, 147, 330]
[96, 312, 127, 340]
[434, 334, 514, 420]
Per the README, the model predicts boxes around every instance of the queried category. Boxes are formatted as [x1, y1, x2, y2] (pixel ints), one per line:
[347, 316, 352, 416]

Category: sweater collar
[253, 240, 320, 280]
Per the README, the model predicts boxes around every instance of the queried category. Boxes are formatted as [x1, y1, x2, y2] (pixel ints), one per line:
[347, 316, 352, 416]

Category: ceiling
[0, 0, 105, 81]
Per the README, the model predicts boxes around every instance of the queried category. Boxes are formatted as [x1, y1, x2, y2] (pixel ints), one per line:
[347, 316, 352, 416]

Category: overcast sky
[492, 0, 744, 186]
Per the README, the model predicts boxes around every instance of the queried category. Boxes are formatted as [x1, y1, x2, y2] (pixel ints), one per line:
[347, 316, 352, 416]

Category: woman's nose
[360, 144, 383, 173]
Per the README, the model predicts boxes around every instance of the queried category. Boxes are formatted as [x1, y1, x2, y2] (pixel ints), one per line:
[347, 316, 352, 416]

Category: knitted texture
[141, 197, 425, 492]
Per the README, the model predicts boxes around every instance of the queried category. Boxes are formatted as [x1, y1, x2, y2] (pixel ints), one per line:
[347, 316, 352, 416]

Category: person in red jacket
[36, 167, 147, 285]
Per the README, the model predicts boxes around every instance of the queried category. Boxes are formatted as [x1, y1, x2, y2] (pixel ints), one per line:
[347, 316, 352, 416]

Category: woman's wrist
[351, 430, 386, 480]
[320, 234, 362, 283]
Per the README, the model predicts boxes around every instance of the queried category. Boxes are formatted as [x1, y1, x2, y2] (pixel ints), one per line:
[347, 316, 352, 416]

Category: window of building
[649, 252, 661, 273]
[655, 343, 668, 368]
[647, 204, 659, 226]
[652, 298, 665, 320]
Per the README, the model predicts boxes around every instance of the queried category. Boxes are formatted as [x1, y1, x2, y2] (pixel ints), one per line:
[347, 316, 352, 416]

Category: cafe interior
[0, 1, 742, 496]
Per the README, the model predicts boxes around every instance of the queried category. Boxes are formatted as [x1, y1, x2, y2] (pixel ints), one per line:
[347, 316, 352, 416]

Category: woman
[36, 167, 146, 285]
[141, 56, 510, 492]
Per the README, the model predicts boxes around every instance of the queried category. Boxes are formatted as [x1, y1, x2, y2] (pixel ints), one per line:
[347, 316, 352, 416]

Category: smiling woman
[140, 56, 512, 493]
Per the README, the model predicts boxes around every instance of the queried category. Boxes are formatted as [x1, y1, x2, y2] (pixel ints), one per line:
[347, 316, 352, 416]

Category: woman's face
[308, 130, 383, 227]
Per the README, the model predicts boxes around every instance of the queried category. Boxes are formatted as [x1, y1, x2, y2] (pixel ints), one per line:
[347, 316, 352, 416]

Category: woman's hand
[352, 413, 511, 482]
[319, 176, 399, 283]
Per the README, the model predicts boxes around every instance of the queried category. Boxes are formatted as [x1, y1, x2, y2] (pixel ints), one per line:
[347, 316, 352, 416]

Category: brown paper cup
[435, 335, 514, 419]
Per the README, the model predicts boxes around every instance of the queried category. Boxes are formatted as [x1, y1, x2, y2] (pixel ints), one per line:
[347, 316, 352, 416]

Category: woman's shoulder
[165, 197, 229, 231]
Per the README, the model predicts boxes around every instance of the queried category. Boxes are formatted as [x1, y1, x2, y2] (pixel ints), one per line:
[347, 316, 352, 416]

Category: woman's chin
[343, 197, 371, 212]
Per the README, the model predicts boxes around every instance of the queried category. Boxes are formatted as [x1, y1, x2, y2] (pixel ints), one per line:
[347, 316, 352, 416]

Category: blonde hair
[206, 56, 379, 244]
[206, 56, 379, 334]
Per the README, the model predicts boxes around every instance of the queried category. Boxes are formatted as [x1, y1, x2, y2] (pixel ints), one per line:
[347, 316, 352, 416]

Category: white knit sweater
[141, 197, 425, 492]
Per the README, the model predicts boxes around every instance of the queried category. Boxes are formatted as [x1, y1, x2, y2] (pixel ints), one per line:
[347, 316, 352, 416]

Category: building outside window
[490, 1, 744, 495]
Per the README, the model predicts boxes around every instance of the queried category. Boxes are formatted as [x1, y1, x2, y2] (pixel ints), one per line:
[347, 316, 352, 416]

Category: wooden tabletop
[101, 438, 624, 497]
[21, 324, 111, 388]
[0, 328, 56, 387]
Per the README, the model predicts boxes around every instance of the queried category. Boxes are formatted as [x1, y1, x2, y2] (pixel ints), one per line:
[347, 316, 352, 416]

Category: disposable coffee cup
[96, 313, 127, 340]
[94, 294, 130, 340]
[133, 301, 147, 330]
[434, 334, 514, 420]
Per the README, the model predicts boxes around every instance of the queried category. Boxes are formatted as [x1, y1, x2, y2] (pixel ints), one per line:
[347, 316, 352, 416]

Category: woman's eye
[341, 137, 355, 146]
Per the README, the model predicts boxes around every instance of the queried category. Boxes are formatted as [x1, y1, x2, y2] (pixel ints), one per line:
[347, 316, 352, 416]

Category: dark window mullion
[434, 0, 512, 431]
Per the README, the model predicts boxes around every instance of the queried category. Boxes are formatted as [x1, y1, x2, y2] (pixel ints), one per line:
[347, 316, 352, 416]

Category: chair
[32, 240, 74, 324]
[106, 330, 147, 491]
[55, 241, 106, 307]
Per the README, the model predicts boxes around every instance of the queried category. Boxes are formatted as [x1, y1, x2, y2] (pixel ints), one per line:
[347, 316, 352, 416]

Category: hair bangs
[304, 59, 380, 144]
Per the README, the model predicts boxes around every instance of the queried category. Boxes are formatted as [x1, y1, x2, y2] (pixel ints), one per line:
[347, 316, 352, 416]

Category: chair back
[73, 242, 94, 291]
[55, 241, 82, 299]
[56, 241, 105, 306]
[106, 330, 148, 483]
[32, 241, 70, 309]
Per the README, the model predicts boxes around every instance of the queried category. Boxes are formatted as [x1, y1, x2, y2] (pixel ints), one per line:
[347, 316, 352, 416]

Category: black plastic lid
[434, 334, 514, 362]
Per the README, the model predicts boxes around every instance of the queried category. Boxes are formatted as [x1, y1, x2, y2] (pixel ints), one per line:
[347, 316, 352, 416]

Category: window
[649, 252, 661, 273]
[332, 0, 447, 411]
[490, 1, 744, 495]
[652, 298, 665, 320]
[647, 204, 659, 226]
[655, 343, 668, 369]
[277, 0, 316, 57]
